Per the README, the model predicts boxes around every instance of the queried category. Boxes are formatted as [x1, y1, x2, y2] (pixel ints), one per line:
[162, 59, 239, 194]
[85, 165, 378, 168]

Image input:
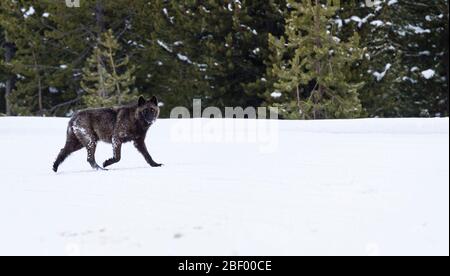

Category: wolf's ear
[150, 96, 158, 106]
[138, 96, 146, 107]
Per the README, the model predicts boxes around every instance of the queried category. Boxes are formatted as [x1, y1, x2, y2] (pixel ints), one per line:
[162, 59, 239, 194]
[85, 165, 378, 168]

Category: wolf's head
[136, 96, 160, 126]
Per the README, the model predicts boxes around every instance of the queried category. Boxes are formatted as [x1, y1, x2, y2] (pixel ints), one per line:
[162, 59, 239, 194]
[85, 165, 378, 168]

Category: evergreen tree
[0, 0, 447, 118]
[81, 29, 136, 107]
[337, 0, 449, 117]
[0, 25, 15, 115]
[0, 0, 55, 115]
[39, 0, 146, 115]
[198, 0, 286, 109]
[130, 0, 212, 117]
[129, 0, 286, 116]
[267, 0, 364, 119]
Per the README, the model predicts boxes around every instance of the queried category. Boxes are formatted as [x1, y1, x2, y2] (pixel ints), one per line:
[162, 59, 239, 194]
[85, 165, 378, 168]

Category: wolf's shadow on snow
[54, 166, 153, 175]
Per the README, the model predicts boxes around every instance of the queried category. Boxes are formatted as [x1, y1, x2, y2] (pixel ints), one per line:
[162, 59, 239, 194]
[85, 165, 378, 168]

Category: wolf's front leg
[133, 138, 162, 167]
[103, 138, 122, 168]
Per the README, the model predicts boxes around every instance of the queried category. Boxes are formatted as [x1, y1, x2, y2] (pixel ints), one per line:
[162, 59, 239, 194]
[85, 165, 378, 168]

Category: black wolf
[53, 96, 162, 172]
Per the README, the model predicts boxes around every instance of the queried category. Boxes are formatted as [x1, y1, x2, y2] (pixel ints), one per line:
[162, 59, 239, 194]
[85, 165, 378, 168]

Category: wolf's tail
[67, 112, 79, 136]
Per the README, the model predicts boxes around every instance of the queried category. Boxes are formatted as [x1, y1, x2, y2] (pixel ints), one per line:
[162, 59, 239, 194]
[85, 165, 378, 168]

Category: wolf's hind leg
[103, 138, 122, 168]
[53, 133, 83, 172]
[73, 127, 104, 171]
[86, 139, 105, 170]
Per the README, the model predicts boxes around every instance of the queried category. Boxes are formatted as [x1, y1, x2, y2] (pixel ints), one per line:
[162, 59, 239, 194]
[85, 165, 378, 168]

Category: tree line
[0, 0, 448, 118]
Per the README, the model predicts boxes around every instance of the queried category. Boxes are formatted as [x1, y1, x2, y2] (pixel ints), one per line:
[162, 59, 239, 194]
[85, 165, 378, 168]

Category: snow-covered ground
[0, 117, 448, 256]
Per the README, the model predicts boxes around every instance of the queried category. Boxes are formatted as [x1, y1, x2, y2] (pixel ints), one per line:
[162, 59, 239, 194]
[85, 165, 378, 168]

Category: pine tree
[142, 0, 287, 113]
[337, 0, 449, 117]
[2, 0, 445, 118]
[267, 0, 364, 119]
[0, 0, 55, 116]
[129, 0, 213, 117]
[41, 0, 146, 115]
[0, 25, 15, 115]
[81, 29, 136, 107]
[199, 0, 286, 109]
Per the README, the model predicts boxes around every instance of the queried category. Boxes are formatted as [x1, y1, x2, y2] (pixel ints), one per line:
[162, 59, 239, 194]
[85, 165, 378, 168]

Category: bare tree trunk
[96, 0, 105, 34]
[32, 50, 43, 115]
[97, 51, 106, 98]
[313, 0, 322, 120]
[296, 85, 301, 117]
[444, 0, 449, 114]
[4, 33, 15, 116]
[107, 47, 122, 105]
[95, 0, 106, 100]
[37, 75, 43, 114]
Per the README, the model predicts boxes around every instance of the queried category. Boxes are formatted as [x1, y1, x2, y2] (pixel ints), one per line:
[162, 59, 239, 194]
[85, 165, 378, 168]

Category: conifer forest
[0, 0, 448, 119]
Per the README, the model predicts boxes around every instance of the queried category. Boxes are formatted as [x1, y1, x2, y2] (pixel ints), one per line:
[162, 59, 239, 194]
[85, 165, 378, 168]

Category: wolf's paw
[103, 160, 111, 168]
[150, 162, 163, 167]
[92, 163, 108, 171]
[52, 163, 59, 173]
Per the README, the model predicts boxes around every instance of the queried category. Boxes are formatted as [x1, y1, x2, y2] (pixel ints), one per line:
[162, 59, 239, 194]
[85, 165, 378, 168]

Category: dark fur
[53, 96, 162, 172]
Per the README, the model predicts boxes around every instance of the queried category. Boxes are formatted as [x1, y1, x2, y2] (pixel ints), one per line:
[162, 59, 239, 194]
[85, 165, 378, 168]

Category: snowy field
[0, 117, 448, 256]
